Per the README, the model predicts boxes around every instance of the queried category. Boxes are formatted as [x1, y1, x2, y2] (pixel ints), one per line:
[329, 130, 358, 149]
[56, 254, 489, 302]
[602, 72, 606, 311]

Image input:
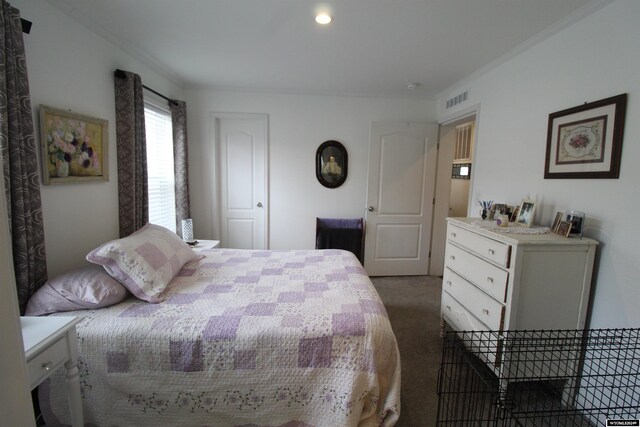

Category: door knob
[256, 202, 263, 208]
[368, 206, 375, 212]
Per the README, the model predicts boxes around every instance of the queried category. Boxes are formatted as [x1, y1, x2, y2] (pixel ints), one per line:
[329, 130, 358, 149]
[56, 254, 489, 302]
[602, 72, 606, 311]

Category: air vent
[446, 89, 469, 110]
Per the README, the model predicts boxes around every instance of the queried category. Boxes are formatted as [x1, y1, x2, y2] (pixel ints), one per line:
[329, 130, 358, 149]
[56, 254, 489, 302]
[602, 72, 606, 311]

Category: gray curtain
[114, 70, 148, 237]
[0, 0, 47, 313]
[170, 100, 190, 238]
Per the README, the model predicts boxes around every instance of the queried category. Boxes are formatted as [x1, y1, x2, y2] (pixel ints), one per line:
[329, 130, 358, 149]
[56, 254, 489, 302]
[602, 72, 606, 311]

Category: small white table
[21, 316, 84, 427]
[192, 239, 220, 251]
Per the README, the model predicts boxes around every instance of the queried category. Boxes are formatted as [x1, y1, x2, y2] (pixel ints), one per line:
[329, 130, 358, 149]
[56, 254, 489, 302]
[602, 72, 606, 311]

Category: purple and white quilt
[41, 249, 401, 426]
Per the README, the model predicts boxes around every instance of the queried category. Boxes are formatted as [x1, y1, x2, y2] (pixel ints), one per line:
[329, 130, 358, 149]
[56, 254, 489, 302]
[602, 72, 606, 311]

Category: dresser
[441, 217, 597, 335]
[22, 316, 83, 427]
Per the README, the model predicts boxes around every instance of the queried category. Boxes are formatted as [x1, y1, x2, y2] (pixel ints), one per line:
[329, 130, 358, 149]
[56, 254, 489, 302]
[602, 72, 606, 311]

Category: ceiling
[47, 0, 601, 99]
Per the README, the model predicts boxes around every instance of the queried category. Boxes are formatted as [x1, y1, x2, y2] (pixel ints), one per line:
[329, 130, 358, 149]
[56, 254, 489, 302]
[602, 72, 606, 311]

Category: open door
[429, 116, 476, 276]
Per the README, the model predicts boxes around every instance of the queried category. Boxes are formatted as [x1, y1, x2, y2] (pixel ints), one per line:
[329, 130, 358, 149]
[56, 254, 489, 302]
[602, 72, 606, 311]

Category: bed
[36, 232, 401, 426]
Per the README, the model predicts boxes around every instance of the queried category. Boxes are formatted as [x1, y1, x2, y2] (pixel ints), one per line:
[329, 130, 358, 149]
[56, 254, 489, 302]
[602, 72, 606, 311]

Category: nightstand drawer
[448, 224, 510, 267]
[445, 244, 508, 302]
[442, 270, 504, 331]
[26, 337, 68, 388]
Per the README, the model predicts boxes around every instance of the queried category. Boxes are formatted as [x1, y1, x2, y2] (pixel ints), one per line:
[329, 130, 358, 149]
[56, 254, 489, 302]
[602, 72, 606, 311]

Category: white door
[430, 117, 476, 276]
[364, 121, 438, 276]
[216, 114, 268, 249]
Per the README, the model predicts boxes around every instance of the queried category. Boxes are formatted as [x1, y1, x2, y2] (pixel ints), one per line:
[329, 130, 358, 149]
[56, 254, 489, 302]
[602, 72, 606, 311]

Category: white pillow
[86, 223, 201, 303]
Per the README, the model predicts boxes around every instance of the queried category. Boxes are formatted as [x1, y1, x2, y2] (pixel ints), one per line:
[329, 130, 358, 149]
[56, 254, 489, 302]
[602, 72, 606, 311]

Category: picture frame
[515, 200, 536, 227]
[551, 211, 564, 232]
[316, 140, 348, 188]
[39, 105, 109, 185]
[509, 205, 520, 223]
[544, 94, 627, 179]
[555, 220, 572, 237]
[487, 203, 506, 221]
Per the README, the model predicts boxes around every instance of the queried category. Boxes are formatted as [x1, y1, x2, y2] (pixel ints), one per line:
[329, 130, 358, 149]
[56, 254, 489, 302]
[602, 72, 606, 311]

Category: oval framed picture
[316, 140, 348, 188]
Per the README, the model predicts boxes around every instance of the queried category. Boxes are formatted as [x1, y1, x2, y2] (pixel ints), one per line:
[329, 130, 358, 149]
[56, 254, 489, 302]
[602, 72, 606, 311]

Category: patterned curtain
[0, 0, 47, 313]
[114, 70, 148, 237]
[170, 100, 190, 238]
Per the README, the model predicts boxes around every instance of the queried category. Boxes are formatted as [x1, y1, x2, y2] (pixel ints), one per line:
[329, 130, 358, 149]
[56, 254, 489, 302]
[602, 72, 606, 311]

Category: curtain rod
[114, 69, 179, 106]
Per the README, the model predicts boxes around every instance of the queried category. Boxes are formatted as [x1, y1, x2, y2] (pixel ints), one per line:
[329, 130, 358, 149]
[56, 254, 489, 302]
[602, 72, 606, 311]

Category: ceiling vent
[445, 89, 469, 110]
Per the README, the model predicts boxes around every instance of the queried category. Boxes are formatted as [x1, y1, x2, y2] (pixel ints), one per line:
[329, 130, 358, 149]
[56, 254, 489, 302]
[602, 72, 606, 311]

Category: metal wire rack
[436, 328, 640, 426]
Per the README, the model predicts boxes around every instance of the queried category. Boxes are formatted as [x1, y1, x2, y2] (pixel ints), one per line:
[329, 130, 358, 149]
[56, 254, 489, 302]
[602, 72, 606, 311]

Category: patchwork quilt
[41, 249, 401, 426]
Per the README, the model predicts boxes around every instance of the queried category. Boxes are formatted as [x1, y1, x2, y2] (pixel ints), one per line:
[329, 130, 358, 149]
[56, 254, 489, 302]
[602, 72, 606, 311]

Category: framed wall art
[544, 94, 627, 179]
[316, 140, 348, 188]
[40, 105, 109, 185]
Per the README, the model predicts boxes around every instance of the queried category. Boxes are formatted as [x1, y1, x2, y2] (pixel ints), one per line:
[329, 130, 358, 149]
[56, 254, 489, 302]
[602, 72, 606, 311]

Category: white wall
[186, 89, 435, 250]
[438, 0, 639, 328]
[14, 0, 184, 277]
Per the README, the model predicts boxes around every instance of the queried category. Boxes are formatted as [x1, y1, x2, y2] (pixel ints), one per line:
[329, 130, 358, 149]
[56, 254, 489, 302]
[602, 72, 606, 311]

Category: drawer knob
[449, 255, 455, 261]
[446, 305, 452, 311]
[451, 232, 457, 238]
[446, 280, 452, 286]
[488, 249, 495, 255]
[41, 361, 53, 371]
[482, 308, 490, 315]
[487, 277, 494, 284]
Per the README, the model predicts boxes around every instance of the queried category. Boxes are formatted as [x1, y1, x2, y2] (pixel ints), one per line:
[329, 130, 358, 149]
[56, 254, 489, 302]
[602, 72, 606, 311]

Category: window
[144, 102, 176, 232]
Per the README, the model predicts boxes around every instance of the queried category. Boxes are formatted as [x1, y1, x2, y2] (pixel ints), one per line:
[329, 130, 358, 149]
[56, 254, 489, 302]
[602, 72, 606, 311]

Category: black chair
[315, 218, 365, 264]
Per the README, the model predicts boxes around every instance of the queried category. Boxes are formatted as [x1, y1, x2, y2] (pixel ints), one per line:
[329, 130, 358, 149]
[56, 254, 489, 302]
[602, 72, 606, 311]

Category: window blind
[144, 103, 176, 232]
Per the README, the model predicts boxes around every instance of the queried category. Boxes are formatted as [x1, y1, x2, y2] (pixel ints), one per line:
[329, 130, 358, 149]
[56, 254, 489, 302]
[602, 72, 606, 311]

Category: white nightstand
[192, 239, 220, 251]
[21, 316, 84, 427]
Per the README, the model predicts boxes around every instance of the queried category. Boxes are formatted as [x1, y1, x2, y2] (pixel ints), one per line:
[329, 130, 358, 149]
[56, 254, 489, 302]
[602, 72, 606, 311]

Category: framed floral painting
[544, 94, 627, 179]
[39, 105, 109, 185]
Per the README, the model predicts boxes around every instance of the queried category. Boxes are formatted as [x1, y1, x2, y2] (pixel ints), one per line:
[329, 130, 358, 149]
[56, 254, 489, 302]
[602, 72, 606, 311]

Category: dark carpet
[370, 275, 443, 427]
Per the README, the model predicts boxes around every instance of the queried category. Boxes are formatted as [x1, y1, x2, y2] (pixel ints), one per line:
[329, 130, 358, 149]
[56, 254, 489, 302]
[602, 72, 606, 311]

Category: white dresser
[441, 217, 598, 335]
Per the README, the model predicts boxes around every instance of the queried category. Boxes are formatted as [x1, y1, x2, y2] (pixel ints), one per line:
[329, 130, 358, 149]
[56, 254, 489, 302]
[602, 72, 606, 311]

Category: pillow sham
[25, 265, 130, 316]
[86, 223, 201, 303]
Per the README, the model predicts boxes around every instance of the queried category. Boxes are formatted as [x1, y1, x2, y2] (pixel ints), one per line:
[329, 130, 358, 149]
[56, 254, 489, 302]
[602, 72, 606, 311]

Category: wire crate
[436, 328, 640, 426]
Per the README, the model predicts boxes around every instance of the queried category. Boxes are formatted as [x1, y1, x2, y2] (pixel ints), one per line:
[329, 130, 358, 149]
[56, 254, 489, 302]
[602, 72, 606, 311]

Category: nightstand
[21, 316, 84, 427]
[192, 239, 220, 251]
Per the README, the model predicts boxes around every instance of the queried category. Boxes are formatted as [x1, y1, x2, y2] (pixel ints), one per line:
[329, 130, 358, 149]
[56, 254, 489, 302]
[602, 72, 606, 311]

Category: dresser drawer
[26, 336, 69, 388]
[441, 291, 490, 332]
[442, 270, 504, 331]
[447, 224, 511, 267]
[445, 244, 509, 302]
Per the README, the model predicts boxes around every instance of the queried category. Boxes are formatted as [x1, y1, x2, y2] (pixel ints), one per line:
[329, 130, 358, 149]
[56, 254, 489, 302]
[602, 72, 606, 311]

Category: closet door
[215, 114, 268, 249]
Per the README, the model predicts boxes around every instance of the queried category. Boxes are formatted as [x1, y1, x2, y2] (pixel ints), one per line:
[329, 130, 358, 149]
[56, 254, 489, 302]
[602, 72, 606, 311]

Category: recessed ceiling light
[315, 13, 332, 25]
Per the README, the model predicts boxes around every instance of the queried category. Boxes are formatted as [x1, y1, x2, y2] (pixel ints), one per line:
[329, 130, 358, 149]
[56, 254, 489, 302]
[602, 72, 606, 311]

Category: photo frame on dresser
[515, 200, 536, 227]
[555, 220, 572, 237]
[551, 211, 564, 232]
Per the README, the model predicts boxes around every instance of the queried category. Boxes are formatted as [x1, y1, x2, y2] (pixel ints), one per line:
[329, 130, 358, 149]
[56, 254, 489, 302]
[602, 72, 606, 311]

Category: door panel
[375, 224, 421, 258]
[226, 132, 254, 210]
[227, 219, 255, 249]
[379, 133, 425, 215]
[364, 121, 438, 276]
[216, 114, 267, 249]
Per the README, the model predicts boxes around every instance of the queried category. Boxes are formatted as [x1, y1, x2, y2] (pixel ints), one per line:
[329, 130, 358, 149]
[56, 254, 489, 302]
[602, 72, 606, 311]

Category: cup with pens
[479, 200, 493, 220]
